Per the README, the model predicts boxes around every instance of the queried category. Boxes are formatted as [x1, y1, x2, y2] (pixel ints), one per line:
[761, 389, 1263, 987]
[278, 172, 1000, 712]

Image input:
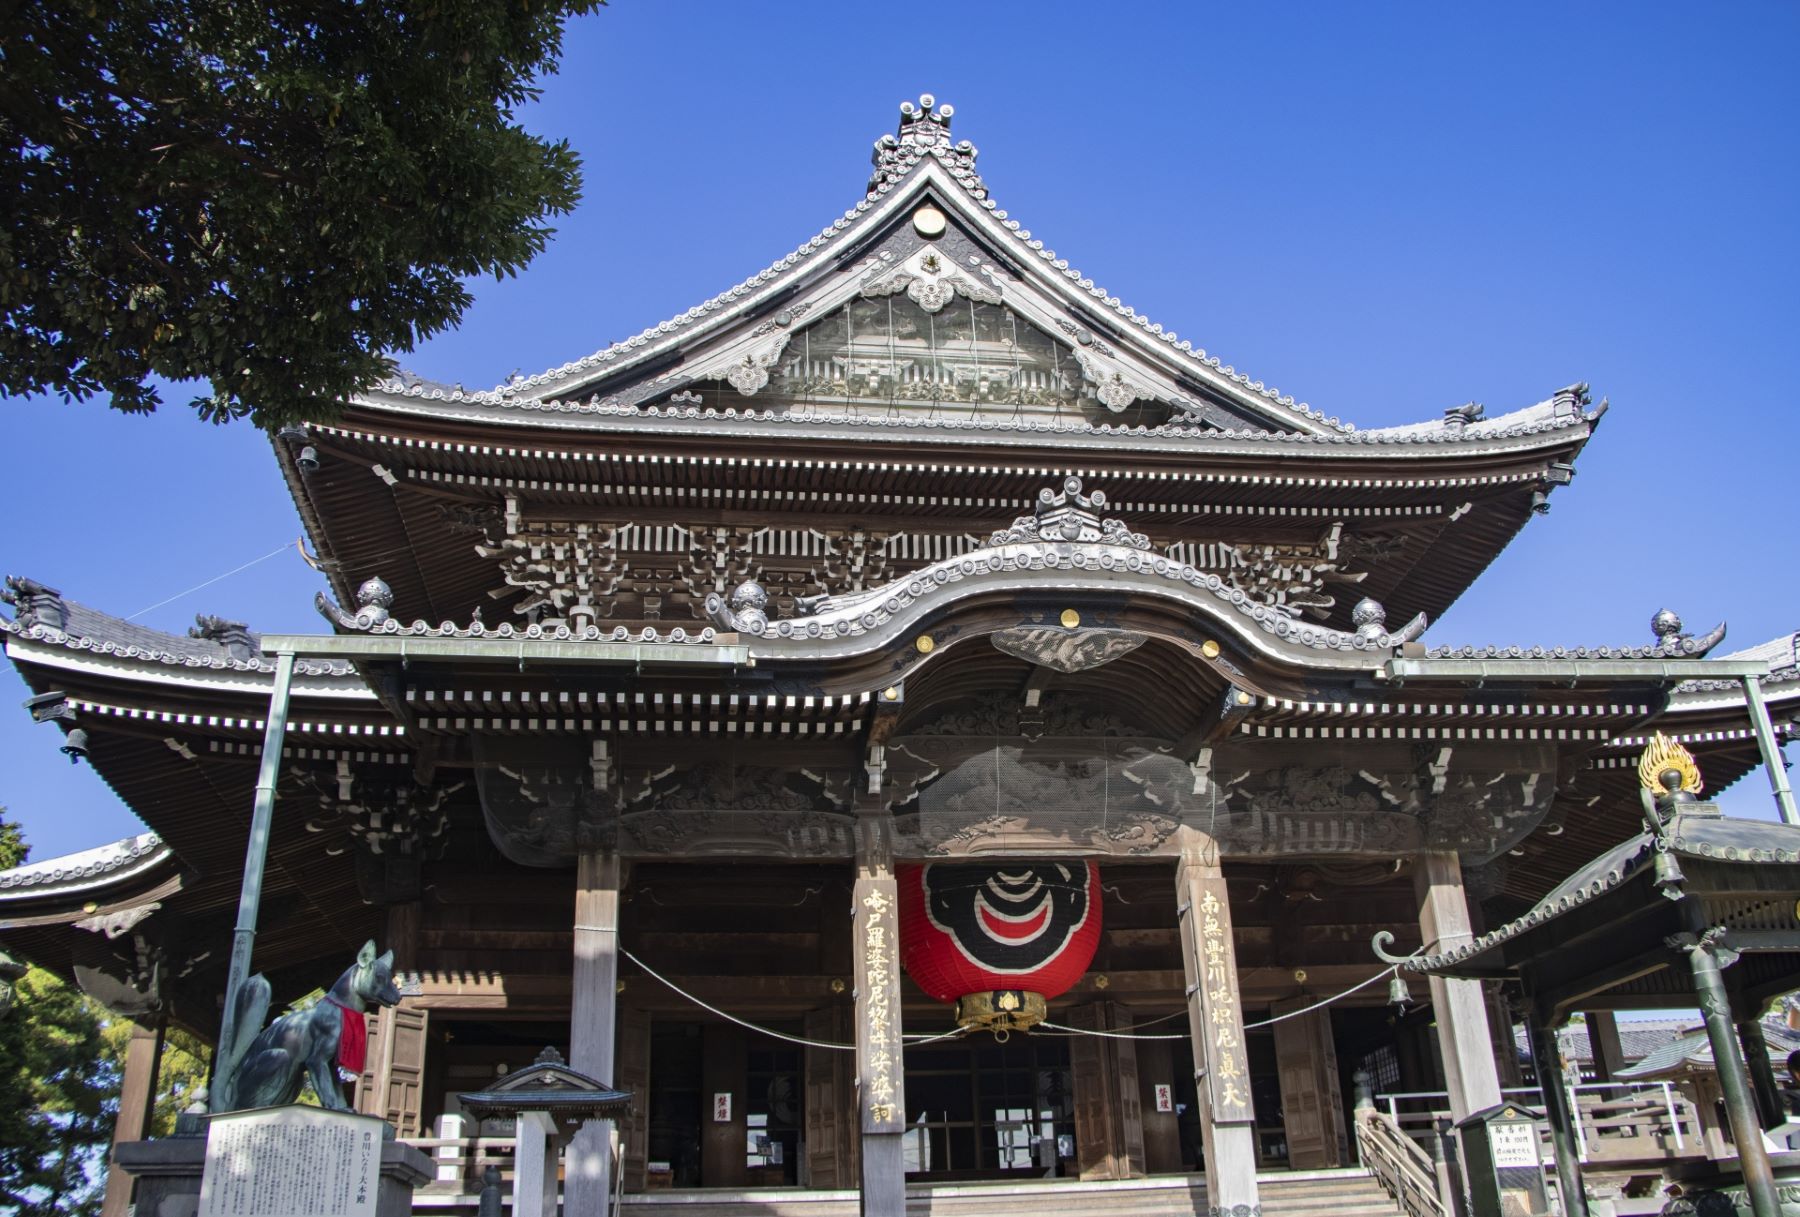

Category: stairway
[615, 1168, 1407, 1217]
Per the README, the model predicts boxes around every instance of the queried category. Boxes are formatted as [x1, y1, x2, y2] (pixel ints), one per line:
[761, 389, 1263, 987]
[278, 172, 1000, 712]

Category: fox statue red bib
[899, 860, 1101, 1033]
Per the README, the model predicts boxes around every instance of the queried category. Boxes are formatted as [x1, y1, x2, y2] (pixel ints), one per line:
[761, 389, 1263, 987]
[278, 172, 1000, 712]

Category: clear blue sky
[3, 2, 1796, 859]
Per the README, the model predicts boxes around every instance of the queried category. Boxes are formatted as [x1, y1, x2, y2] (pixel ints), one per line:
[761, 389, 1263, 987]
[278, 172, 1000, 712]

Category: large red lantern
[899, 860, 1101, 1034]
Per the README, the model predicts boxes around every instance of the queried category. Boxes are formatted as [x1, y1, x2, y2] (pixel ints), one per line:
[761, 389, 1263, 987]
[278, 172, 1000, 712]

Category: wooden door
[803, 1008, 853, 1187]
[1272, 1001, 1345, 1168]
[380, 1005, 430, 1137]
[1068, 1003, 1146, 1180]
[1068, 1004, 1111, 1179]
[617, 1007, 652, 1192]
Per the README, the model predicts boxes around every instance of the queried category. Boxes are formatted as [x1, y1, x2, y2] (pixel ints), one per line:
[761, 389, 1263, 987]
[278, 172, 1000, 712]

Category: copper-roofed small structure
[1392, 736, 1800, 1217]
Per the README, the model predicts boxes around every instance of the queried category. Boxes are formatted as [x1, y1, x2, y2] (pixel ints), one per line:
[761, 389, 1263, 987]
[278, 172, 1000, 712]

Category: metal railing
[1376, 1083, 1702, 1165]
[1357, 1107, 1449, 1217]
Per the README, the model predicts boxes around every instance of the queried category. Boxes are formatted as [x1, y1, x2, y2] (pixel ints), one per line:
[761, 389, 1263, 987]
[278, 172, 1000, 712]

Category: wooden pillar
[853, 812, 905, 1217]
[1069, 1002, 1146, 1179]
[1175, 828, 1258, 1216]
[101, 1020, 163, 1217]
[512, 1110, 560, 1217]
[1272, 998, 1348, 1167]
[568, 850, 622, 1217]
[1414, 852, 1503, 1122]
[1586, 1011, 1626, 1083]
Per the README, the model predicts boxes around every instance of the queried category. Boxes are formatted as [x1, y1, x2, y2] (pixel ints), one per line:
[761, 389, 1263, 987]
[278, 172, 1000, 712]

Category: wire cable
[126, 541, 298, 621]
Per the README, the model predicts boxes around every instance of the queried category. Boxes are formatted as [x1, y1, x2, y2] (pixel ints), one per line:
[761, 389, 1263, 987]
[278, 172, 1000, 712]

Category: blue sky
[2, 2, 1796, 859]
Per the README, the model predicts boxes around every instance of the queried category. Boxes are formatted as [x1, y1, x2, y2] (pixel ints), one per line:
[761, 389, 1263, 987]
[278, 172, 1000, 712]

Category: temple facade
[3, 96, 1797, 1217]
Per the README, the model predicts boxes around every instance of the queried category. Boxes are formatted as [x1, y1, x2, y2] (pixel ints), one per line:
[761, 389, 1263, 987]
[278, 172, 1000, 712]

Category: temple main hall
[3, 96, 1796, 1217]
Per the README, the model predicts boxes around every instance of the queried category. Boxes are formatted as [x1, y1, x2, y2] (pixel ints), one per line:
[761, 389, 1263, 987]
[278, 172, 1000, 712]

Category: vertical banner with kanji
[1177, 834, 1255, 1127]
[854, 864, 906, 1135]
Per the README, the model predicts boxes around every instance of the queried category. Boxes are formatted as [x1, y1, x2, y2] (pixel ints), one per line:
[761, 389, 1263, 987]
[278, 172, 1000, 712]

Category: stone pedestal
[114, 1134, 431, 1217]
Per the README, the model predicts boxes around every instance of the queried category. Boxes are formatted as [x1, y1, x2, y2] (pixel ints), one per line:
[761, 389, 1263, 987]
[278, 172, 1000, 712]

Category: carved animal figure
[212, 940, 401, 1113]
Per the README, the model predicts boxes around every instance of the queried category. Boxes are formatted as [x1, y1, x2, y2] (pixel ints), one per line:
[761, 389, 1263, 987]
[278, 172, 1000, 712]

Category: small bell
[60, 728, 89, 765]
[1388, 972, 1413, 1009]
[1654, 850, 1686, 900]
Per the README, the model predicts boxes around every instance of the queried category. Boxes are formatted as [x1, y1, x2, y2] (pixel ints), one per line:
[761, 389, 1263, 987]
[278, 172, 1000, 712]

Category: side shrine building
[3, 97, 1797, 1217]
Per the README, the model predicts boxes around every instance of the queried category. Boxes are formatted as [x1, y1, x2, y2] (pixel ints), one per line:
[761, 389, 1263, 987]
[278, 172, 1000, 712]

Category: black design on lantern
[922, 862, 1092, 974]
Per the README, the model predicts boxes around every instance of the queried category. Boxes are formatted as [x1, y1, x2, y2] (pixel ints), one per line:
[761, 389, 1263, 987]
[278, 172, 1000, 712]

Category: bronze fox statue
[212, 940, 401, 1113]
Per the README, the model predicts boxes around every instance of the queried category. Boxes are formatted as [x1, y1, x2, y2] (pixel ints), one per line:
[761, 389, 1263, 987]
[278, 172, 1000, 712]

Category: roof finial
[869, 94, 983, 196]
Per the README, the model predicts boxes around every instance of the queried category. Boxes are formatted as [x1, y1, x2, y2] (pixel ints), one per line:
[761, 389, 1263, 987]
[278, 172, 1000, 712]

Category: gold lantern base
[955, 990, 1048, 1035]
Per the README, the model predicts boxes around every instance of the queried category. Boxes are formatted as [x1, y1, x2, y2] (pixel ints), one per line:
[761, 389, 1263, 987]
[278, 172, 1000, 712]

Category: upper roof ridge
[868, 94, 984, 197]
[366, 96, 1352, 435]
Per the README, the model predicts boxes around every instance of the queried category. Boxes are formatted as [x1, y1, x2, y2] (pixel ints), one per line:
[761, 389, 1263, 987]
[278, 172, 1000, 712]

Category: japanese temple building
[3, 96, 1798, 1217]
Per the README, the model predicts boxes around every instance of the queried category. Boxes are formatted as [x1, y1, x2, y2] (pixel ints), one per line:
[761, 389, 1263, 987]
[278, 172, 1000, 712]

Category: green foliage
[97, 1019, 211, 1138]
[0, 812, 212, 1213]
[0, 967, 115, 1217]
[0, 0, 604, 427]
[0, 812, 26, 870]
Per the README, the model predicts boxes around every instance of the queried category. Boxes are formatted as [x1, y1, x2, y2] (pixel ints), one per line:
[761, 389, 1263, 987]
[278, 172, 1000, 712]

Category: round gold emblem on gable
[912, 206, 947, 238]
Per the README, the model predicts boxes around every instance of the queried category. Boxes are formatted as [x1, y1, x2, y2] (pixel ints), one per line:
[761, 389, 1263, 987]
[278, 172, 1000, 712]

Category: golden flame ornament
[1638, 731, 1703, 797]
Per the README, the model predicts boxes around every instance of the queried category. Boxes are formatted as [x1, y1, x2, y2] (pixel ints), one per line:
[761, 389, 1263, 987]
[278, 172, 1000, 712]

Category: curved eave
[335, 384, 1597, 463]
[4, 627, 371, 700]
[0, 833, 185, 919]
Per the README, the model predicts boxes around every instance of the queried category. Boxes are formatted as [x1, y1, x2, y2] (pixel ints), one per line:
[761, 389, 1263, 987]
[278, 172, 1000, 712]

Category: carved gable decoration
[859, 244, 1003, 315]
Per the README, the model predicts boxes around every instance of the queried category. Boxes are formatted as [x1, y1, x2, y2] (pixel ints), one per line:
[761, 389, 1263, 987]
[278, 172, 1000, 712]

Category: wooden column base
[859, 1133, 905, 1217]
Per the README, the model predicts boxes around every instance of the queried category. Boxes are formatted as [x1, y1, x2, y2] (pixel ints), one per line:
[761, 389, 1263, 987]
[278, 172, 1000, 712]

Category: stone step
[612, 1170, 1407, 1217]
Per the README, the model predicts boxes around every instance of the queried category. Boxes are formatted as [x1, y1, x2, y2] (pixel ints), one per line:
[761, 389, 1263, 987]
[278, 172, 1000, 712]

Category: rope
[1037, 1020, 1186, 1041]
[126, 541, 298, 621]
[1243, 966, 1397, 1029]
[1036, 965, 1401, 1042]
[620, 948, 964, 1052]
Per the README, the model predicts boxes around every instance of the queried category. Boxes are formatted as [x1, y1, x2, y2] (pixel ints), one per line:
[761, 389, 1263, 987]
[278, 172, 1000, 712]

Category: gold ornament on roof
[1638, 731, 1703, 797]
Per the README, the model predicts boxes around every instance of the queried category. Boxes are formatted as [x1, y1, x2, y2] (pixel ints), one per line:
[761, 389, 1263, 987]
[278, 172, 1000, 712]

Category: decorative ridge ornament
[869, 94, 983, 196]
[1649, 609, 1728, 658]
[989, 477, 1150, 549]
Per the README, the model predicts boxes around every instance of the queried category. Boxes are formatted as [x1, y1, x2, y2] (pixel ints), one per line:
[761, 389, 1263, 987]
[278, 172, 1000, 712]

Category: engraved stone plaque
[199, 1106, 384, 1217]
